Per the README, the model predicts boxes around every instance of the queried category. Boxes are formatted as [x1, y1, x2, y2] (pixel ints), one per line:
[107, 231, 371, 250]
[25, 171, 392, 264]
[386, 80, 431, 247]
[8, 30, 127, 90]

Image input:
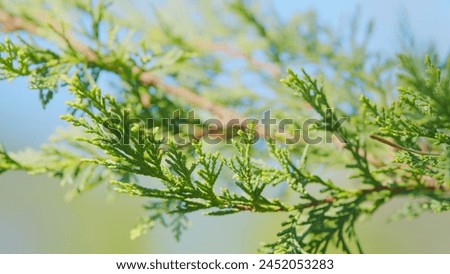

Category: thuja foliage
[0, 1, 449, 253]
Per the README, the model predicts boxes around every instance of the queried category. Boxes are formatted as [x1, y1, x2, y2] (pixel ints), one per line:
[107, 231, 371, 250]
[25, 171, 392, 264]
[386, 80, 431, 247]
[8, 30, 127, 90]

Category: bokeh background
[0, 0, 449, 253]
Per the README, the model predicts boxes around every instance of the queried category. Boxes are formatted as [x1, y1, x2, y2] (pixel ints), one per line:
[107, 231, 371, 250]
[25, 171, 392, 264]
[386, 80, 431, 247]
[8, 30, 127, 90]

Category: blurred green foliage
[0, 0, 448, 253]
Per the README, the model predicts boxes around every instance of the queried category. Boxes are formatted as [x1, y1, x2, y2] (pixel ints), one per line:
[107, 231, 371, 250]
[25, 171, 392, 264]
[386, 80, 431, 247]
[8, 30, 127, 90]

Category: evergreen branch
[192, 39, 280, 77]
[0, 10, 37, 32]
[0, 7, 362, 158]
[0, 9, 263, 136]
[370, 134, 441, 156]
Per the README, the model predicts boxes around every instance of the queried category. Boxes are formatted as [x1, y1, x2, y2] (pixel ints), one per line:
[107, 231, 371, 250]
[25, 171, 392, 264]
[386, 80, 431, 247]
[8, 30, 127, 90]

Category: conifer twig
[0, 9, 265, 136]
[370, 134, 440, 156]
[0, 9, 390, 168]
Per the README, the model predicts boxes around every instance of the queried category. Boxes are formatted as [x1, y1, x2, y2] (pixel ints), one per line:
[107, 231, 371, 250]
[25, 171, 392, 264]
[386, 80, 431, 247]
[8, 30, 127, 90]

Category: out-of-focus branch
[192, 39, 281, 78]
[0, 10, 261, 134]
[0, 10, 37, 32]
[137, 70, 249, 125]
[370, 134, 440, 156]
